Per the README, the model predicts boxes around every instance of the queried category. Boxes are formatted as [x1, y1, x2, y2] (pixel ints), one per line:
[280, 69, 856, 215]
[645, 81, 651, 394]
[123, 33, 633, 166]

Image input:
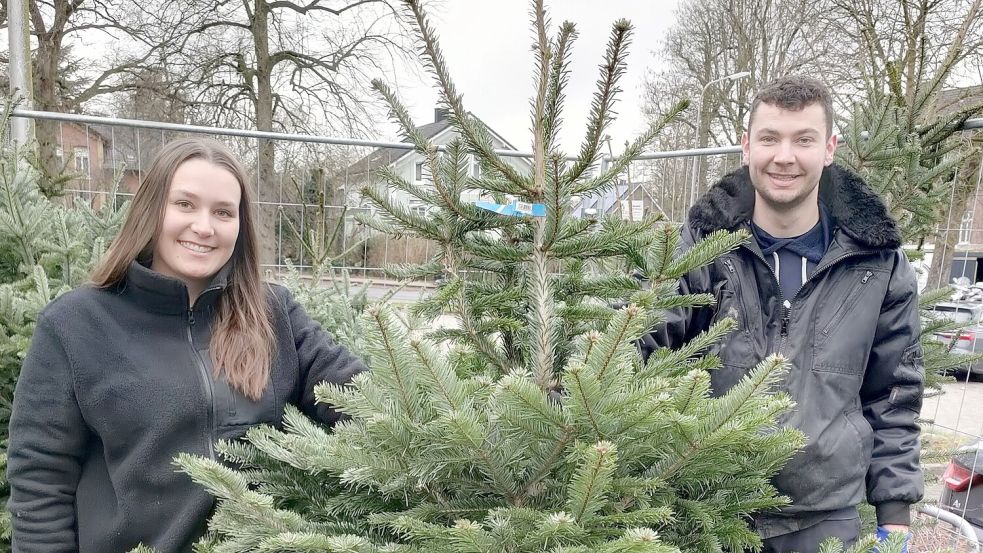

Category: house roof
[347, 118, 454, 177]
[934, 84, 983, 117]
[346, 110, 524, 179]
[81, 123, 159, 172]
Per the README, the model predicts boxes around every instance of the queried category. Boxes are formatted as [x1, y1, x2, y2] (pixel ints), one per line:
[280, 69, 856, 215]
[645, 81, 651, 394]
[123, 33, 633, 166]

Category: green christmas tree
[836, 77, 982, 247]
[176, 1, 809, 551]
[836, 69, 983, 397]
[0, 100, 128, 549]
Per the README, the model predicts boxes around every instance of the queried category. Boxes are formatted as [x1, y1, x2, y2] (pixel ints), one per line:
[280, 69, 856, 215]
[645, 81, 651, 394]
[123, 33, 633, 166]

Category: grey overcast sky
[383, 1, 682, 153]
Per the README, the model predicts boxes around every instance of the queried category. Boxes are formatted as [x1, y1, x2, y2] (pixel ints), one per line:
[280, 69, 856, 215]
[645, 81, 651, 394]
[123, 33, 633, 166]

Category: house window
[958, 211, 974, 245]
[74, 147, 90, 174]
[415, 161, 425, 182]
[470, 155, 481, 179]
[408, 200, 429, 217]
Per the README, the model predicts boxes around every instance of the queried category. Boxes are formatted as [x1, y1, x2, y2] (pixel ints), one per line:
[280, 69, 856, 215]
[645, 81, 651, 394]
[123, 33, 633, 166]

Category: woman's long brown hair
[90, 138, 275, 400]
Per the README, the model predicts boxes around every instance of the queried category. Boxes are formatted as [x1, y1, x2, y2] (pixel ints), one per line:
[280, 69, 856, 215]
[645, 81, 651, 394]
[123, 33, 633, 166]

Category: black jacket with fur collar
[641, 164, 924, 530]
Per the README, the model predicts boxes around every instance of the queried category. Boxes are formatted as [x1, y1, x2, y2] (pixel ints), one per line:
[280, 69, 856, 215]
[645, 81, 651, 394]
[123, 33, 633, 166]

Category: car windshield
[932, 306, 977, 323]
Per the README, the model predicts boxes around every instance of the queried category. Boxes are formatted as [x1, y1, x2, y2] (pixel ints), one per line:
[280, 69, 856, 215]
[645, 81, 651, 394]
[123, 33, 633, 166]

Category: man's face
[741, 102, 837, 213]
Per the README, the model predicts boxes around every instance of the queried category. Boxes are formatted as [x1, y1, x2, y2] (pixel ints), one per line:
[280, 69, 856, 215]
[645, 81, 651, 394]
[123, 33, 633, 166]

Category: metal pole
[688, 71, 751, 206]
[689, 71, 751, 205]
[8, 0, 35, 146]
[11, 107, 983, 161]
[918, 504, 980, 552]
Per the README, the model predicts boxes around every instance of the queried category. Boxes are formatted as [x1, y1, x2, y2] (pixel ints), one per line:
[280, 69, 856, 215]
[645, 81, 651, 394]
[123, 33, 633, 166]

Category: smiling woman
[152, 158, 242, 300]
[6, 138, 368, 552]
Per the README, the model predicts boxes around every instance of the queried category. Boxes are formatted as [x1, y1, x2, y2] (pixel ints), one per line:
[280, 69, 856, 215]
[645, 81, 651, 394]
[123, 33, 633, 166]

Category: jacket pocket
[712, 288, 741, 326]
[817, 269, 875, 344]
[214, 375, 278, 430]
[772, 409, 870, 512]
[844, 408, 874, 465]
[709, 287, 755, 389]
[718, 258, 752, 332]
[888, 343, 924, 412]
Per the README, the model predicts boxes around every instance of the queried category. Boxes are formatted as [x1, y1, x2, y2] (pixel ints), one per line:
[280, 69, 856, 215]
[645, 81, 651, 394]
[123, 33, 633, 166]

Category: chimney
[434, 107, 451, 122]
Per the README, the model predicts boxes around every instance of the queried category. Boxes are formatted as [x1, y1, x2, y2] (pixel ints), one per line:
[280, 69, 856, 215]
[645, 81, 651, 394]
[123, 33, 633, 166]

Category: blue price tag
[474, 200, 547, 218]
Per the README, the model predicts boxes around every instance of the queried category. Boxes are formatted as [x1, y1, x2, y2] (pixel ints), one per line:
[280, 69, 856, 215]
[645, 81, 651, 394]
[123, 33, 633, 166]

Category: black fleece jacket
[7, 261, 366, 552]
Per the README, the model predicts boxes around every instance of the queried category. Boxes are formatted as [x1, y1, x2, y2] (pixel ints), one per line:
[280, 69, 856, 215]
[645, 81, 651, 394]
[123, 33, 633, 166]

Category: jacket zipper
[721, 258, 749, 333]
[819, 270, 874, 338]
[741, 246, 870, 357]
[188, 304, 217, 461]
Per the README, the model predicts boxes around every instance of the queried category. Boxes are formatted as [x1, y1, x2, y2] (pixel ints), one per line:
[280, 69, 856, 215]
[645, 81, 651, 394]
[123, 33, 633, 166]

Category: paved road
[922, 377, 983, 438]
[364, 284, 431, 304]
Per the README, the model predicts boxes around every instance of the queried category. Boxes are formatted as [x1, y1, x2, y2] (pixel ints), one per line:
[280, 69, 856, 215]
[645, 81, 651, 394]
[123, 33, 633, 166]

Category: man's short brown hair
[748, 75, 834, 137]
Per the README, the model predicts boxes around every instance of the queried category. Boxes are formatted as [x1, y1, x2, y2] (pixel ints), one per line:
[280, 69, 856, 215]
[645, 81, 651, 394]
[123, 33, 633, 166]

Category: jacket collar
[121, 260, 233, 315]
[687, 164, 902, 250]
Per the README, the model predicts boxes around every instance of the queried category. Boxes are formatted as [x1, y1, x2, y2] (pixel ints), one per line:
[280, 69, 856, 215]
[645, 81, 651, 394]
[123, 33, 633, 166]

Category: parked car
[940, 438, 983, 540]
[929, 302, 983, 376]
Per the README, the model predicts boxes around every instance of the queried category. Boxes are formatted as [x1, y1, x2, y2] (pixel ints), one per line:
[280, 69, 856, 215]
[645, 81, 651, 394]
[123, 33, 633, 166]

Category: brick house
[53, 122, 143, 206]
[937, 85, 983, 282]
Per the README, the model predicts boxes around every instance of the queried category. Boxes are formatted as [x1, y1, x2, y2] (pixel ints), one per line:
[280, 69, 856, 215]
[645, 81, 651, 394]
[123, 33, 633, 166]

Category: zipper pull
[862, 270, 873, 284]
[188, 309, 195, 326]
[781, 299, 791, 336]
[723, 259, 736, 273]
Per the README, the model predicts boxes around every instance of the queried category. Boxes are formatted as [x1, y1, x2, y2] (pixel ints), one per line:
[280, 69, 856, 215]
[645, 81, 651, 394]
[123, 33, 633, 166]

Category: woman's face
[151, 158, 241, 300]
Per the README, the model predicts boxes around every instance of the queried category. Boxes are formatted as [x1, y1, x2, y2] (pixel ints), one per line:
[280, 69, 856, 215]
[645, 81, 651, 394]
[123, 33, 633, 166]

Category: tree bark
[31, 1, 70, 197]
[251, 0, 278, 267]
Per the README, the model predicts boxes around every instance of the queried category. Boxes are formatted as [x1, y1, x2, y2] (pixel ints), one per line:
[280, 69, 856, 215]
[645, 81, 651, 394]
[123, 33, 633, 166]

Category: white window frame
[74, 146, 90, 174]
[469, 154, 481, 179]
[958, 211, 974, 245]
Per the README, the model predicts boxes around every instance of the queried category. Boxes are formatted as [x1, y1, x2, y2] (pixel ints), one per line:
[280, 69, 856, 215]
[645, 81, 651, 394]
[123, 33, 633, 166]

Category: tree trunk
[33, 33, 64, 198]
[252, 0, 278, 267]
[926, 153, 983, 291]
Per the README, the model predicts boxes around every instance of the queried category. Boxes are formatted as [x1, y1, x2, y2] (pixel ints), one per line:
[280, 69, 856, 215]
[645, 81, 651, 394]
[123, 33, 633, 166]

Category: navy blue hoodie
[751, 203, 833, 300]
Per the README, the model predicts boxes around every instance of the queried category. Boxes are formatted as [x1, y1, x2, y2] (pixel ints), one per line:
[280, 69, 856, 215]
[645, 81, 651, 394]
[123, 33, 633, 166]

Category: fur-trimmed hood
[687, 164, 902, 250]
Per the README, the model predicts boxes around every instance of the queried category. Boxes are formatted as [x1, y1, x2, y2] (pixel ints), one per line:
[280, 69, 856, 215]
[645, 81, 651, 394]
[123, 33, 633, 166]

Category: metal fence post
[8, 0, 35, 146]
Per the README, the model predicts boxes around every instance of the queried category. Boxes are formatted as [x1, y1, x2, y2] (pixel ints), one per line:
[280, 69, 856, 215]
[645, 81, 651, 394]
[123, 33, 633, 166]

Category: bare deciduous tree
[155, 0, 415, 263]
[3, 0, 188, 195]
[640, 0, 838, 217]
[822, 0, 983, 289]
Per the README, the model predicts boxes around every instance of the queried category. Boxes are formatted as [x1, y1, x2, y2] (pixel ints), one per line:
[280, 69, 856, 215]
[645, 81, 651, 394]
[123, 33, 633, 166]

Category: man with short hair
[641, 75, 924, 552]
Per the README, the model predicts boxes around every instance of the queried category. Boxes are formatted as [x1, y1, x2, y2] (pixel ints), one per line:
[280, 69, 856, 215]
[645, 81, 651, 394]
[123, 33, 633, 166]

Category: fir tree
[0, 100, 128, 550]
[177, 2, 808, 552]
[836, 79, 982, 247]
[277, 188, 374, 359]
[836, 66, 983, 397]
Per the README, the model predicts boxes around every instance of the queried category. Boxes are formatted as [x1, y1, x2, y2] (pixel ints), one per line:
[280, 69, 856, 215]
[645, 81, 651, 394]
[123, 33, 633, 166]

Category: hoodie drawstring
[771, 251, 809, 298]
